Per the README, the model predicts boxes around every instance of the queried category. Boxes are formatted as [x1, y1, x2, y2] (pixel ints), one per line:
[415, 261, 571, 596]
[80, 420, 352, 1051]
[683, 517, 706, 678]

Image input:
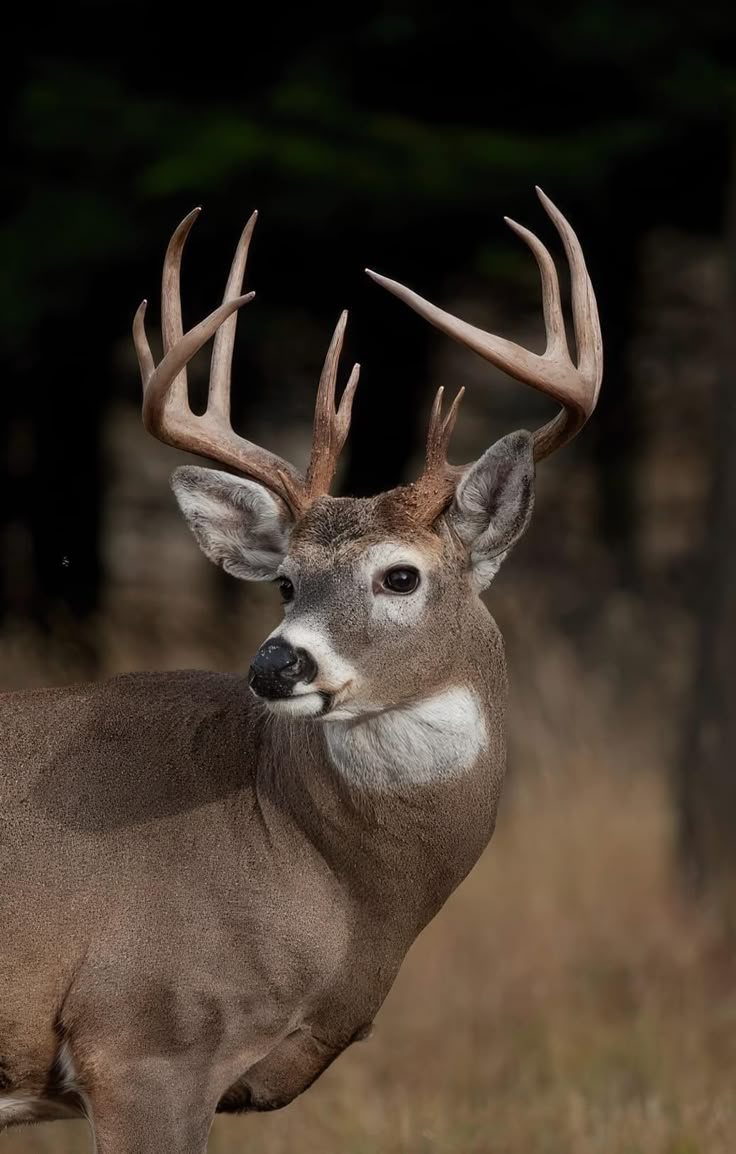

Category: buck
[0, 189, 601, 1151]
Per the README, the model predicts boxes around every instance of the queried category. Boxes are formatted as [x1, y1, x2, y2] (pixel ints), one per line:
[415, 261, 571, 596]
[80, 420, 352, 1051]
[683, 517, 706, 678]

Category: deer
[0, 188, 601, 1152]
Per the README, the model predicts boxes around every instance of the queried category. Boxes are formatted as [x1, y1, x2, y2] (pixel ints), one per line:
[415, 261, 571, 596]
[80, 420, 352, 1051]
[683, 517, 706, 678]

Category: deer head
[134, 190, 602, 721]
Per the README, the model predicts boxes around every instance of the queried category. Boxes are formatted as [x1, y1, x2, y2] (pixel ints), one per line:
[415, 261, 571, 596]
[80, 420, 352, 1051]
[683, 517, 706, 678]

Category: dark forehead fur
[290, 489, 445, 554]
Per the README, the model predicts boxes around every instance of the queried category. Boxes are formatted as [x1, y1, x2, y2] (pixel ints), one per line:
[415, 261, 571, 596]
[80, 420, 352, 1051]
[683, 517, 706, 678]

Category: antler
[280, 310, 361, 512]
[366, 187, 603, 523]
[133, 210, 359, 517]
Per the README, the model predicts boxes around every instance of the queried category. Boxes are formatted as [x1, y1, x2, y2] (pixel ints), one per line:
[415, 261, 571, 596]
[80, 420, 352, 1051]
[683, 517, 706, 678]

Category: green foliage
[2, 3, 735, 352]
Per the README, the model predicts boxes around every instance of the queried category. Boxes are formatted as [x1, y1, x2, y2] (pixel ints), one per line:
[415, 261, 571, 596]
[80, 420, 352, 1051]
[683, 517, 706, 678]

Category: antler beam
[366, 188, 603, 522]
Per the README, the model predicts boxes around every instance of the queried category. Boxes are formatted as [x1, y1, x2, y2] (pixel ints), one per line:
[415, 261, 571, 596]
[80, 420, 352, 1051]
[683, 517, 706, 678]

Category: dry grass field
[2, 599, 734, 1154]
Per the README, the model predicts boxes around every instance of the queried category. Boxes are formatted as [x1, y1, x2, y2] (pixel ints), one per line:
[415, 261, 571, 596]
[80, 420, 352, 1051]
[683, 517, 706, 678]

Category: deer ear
[171, 466, 292, 581]
[446, 430, 535, 590]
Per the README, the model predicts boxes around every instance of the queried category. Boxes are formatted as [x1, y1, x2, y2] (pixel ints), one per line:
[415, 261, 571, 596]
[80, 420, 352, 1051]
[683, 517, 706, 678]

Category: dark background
[2, 7, 736, 1147]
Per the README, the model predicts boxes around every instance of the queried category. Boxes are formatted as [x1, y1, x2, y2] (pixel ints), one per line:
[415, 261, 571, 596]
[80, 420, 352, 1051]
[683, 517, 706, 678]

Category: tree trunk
[678, 120, 736, 922]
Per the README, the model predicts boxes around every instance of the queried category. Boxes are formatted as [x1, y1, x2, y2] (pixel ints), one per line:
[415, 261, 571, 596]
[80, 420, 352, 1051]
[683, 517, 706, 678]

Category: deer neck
[262, 661, 506, 933]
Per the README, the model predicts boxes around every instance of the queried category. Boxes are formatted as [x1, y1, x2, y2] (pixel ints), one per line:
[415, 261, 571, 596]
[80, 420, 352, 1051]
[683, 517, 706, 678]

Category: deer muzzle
[248, 639, 318, 701]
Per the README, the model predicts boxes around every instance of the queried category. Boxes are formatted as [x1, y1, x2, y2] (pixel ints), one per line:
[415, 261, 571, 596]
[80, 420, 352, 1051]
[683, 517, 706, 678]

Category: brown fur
[0, 492, 509, 1151]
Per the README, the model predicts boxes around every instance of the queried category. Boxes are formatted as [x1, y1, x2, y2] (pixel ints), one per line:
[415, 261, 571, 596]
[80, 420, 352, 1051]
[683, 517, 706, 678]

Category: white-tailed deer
[0, 189, 601, 1151]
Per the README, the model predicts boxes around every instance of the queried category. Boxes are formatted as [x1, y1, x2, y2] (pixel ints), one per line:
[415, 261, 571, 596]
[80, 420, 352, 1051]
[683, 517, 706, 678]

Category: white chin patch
[263, 693, 326, 718]
[324, 686, 488, 788]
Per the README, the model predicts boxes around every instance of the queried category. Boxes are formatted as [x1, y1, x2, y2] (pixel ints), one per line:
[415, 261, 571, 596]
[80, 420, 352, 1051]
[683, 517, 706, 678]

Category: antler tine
[365, 190, 603, 475]
[401, 386, 467, 526]
[160, 208, 201, 412]
[535, 187, 603, 407]
[136, 295, 254, 439]
[502, 213, 566, 360]
[309, 310, 347, 482]
[208, 210, 258, 423]
[336, 362, 361, 446]
[134, 210, 308, 514]
[425, 386, 465, 472]
[425, 387, 445, 470]
[304, 310, 360, 499]
[133, 215, 199, 397]
[132, 300, 155, 386]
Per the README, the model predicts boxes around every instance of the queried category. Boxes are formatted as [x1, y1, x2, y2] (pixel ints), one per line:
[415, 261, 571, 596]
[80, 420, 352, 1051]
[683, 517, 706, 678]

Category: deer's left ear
[445, 430, 535, 590]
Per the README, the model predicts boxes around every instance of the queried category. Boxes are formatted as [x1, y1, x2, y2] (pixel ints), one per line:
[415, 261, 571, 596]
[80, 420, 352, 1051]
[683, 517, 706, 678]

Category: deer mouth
[256, 682, 357, 720]
[259, 690, 334, 719]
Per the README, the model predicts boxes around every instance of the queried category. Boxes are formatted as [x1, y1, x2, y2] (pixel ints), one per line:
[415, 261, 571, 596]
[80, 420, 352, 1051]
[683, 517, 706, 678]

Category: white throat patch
[324, 686, 487, 790]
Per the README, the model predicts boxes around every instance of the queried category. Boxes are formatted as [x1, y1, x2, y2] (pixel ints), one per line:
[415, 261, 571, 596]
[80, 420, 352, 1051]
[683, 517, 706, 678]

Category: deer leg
[82, 1061, 213, 1154]
[218, 1024, 371, 1113]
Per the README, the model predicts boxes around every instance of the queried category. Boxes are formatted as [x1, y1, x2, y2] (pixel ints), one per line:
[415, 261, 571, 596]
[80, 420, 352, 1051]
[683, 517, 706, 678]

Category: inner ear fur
[171, 465, 291, 581]
[447, 430, 535, 589]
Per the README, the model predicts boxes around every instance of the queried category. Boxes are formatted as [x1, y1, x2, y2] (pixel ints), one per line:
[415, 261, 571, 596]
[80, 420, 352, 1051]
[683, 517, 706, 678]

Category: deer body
[1, 550, 504, 1129]
[0, 191, 601, 1150]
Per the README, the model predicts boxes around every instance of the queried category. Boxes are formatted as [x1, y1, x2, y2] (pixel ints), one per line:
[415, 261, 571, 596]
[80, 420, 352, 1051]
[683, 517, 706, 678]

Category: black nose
[248, 639, 317, 700]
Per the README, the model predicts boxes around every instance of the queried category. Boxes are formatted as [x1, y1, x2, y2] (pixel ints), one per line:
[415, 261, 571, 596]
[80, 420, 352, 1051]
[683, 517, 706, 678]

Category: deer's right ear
[171, 466, 292, 581]
[446, 430, 535, 590]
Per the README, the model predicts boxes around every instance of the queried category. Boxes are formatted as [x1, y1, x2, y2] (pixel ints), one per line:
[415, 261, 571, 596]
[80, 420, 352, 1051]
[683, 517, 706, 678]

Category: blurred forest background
[3, 2, 736, 1151]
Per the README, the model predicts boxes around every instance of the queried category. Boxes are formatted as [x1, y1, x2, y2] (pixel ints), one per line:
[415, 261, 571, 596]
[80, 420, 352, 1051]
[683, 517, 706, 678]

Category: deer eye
[277, 577, 294, 603]
[382, 566, 420, 595]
